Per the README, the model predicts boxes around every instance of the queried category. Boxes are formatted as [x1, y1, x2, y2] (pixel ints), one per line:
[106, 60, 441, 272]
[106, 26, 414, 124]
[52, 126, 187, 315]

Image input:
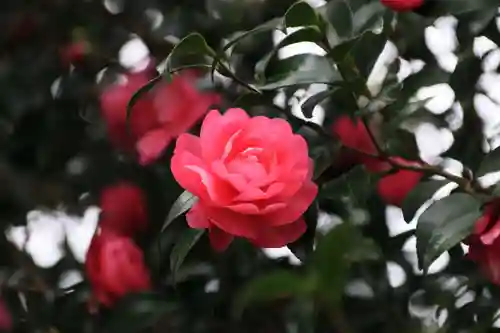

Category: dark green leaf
[255, 27, 323, 78]
[233, 270, 314, 318]
[313, 223, 380, 305]
[477, 146, 500, 176]
[401, 180, 449, 223]
[284, 1, 319, 28]
[450, 51, 482, 100]
[126, 76, 162, 133]
[351, 1, 385, 35]
[105, 292, 175, 333]
[170, 228, 205, 282]
[301, 88, 338, 118]
[256, 54, 342, 90]
[223, 18, 281, 53]
[162, 191, 197, 232]
[162, 33, 216, 77]
[320, 165, 379, 206]
[171, 32, 215, 57]
[321, 0, 353, 46]
[416, 193, 482, 272]
[456, 9, 496, 45]
[418, 0, 500, 17]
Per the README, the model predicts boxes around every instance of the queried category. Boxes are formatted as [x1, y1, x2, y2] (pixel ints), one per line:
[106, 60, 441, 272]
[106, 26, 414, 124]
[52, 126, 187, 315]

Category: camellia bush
[3, 0, 500, 332]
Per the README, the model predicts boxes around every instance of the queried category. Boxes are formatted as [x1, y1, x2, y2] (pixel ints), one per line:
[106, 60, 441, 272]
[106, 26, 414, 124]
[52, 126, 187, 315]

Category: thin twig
[356, 116, 489, 197]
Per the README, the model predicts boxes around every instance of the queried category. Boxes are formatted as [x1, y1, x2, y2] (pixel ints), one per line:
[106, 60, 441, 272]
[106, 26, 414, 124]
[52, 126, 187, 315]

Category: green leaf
[162, 33, 216, 77]
[312, 223, 380, 305]
[416, 193, 482, 273]
[477, 146, 500, 176]
[321, 0, 354, 46]
[450, 51, 482, 100]
[401, 180, 449, 223]
[222, 18, 281, 53]
[105, 292, 175, 333]
[419, 0, 500, 17]
[255, 54, 342, 90]
[326, 0, 353, 37]
[299, 125, 342, 180]
[351, 1, 385, 35]
[170, 228, 205, 282]
[284, 1, 319, 28]
[301, 88, 338, 118]
[255, 27, 323, 79]
[233, 270, 313, 318]
[126, 76, 162, 133]
[162, 191, 197, 232]
[320, 165, 379, 206]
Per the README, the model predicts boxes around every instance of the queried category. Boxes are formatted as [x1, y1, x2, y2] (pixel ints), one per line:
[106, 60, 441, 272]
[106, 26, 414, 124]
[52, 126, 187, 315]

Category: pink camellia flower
[99, 182, 148, 237]
[99, 69, 221, 165]
[381, 0, 424, 11]
[85, 231, 151, 307]
[171, 108, 318, 251]
[467, 202, 500, 284]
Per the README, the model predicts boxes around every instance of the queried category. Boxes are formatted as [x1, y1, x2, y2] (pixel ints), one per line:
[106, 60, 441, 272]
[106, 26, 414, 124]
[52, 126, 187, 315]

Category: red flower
[331, 115, 387, 172]
[332, 115, 424, 207]
[99, 182, 148, 237]
[171, 108, 318, 251]
[85, 231, 151, 306]
[467, 202, 500, 284]
[0, 299, 12, 331]
[59, 41, 90, 66]
[377, 157, 424, 207]
[99, 69, 221, 165]
[381, 0, 424, 12]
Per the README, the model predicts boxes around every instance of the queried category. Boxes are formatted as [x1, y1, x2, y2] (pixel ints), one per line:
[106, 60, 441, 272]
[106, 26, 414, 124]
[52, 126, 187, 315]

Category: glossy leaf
[170, 228, 205, 282]
[416, 193, 482, 272]
[255, 54, 342, 90]
[255, 27, 323, 78]
[233, 270, 314, 318]
[301, 88, 338, 118]
[477, 146, 500, 176]
[284, 1, 319, 28]
[401, 180, 449, 223]
[162, 191, 198, 232]
[321, 0, 353, 46]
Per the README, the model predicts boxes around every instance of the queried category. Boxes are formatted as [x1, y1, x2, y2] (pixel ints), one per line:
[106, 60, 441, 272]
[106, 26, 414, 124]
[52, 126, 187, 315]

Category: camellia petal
[250, 219, 307, 248]
[209, 226, 234, 252]
[171, 108, 317, 250]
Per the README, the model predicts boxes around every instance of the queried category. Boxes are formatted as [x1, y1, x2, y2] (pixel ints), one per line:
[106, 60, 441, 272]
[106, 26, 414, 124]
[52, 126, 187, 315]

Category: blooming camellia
[171, 108, 318, 251]
[332, 115, 423, 207]
[100, 69, 221, 165]
[380, 0, 424, 11]
[99, 182, 148, 237]
[466, 202, 500, 284]
[85, 231, 151, 306]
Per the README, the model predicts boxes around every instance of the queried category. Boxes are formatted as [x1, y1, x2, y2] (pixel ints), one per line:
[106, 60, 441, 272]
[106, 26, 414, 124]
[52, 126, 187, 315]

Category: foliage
[2, 0, 500, 332]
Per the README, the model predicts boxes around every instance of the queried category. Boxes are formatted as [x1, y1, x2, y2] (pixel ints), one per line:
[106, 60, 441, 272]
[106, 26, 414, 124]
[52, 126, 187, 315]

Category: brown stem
[356, 116, 490, 198]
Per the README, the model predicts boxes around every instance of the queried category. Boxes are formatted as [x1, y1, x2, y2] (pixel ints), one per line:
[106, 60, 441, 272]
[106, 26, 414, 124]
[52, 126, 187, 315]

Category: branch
[357, 116, 489, 197]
